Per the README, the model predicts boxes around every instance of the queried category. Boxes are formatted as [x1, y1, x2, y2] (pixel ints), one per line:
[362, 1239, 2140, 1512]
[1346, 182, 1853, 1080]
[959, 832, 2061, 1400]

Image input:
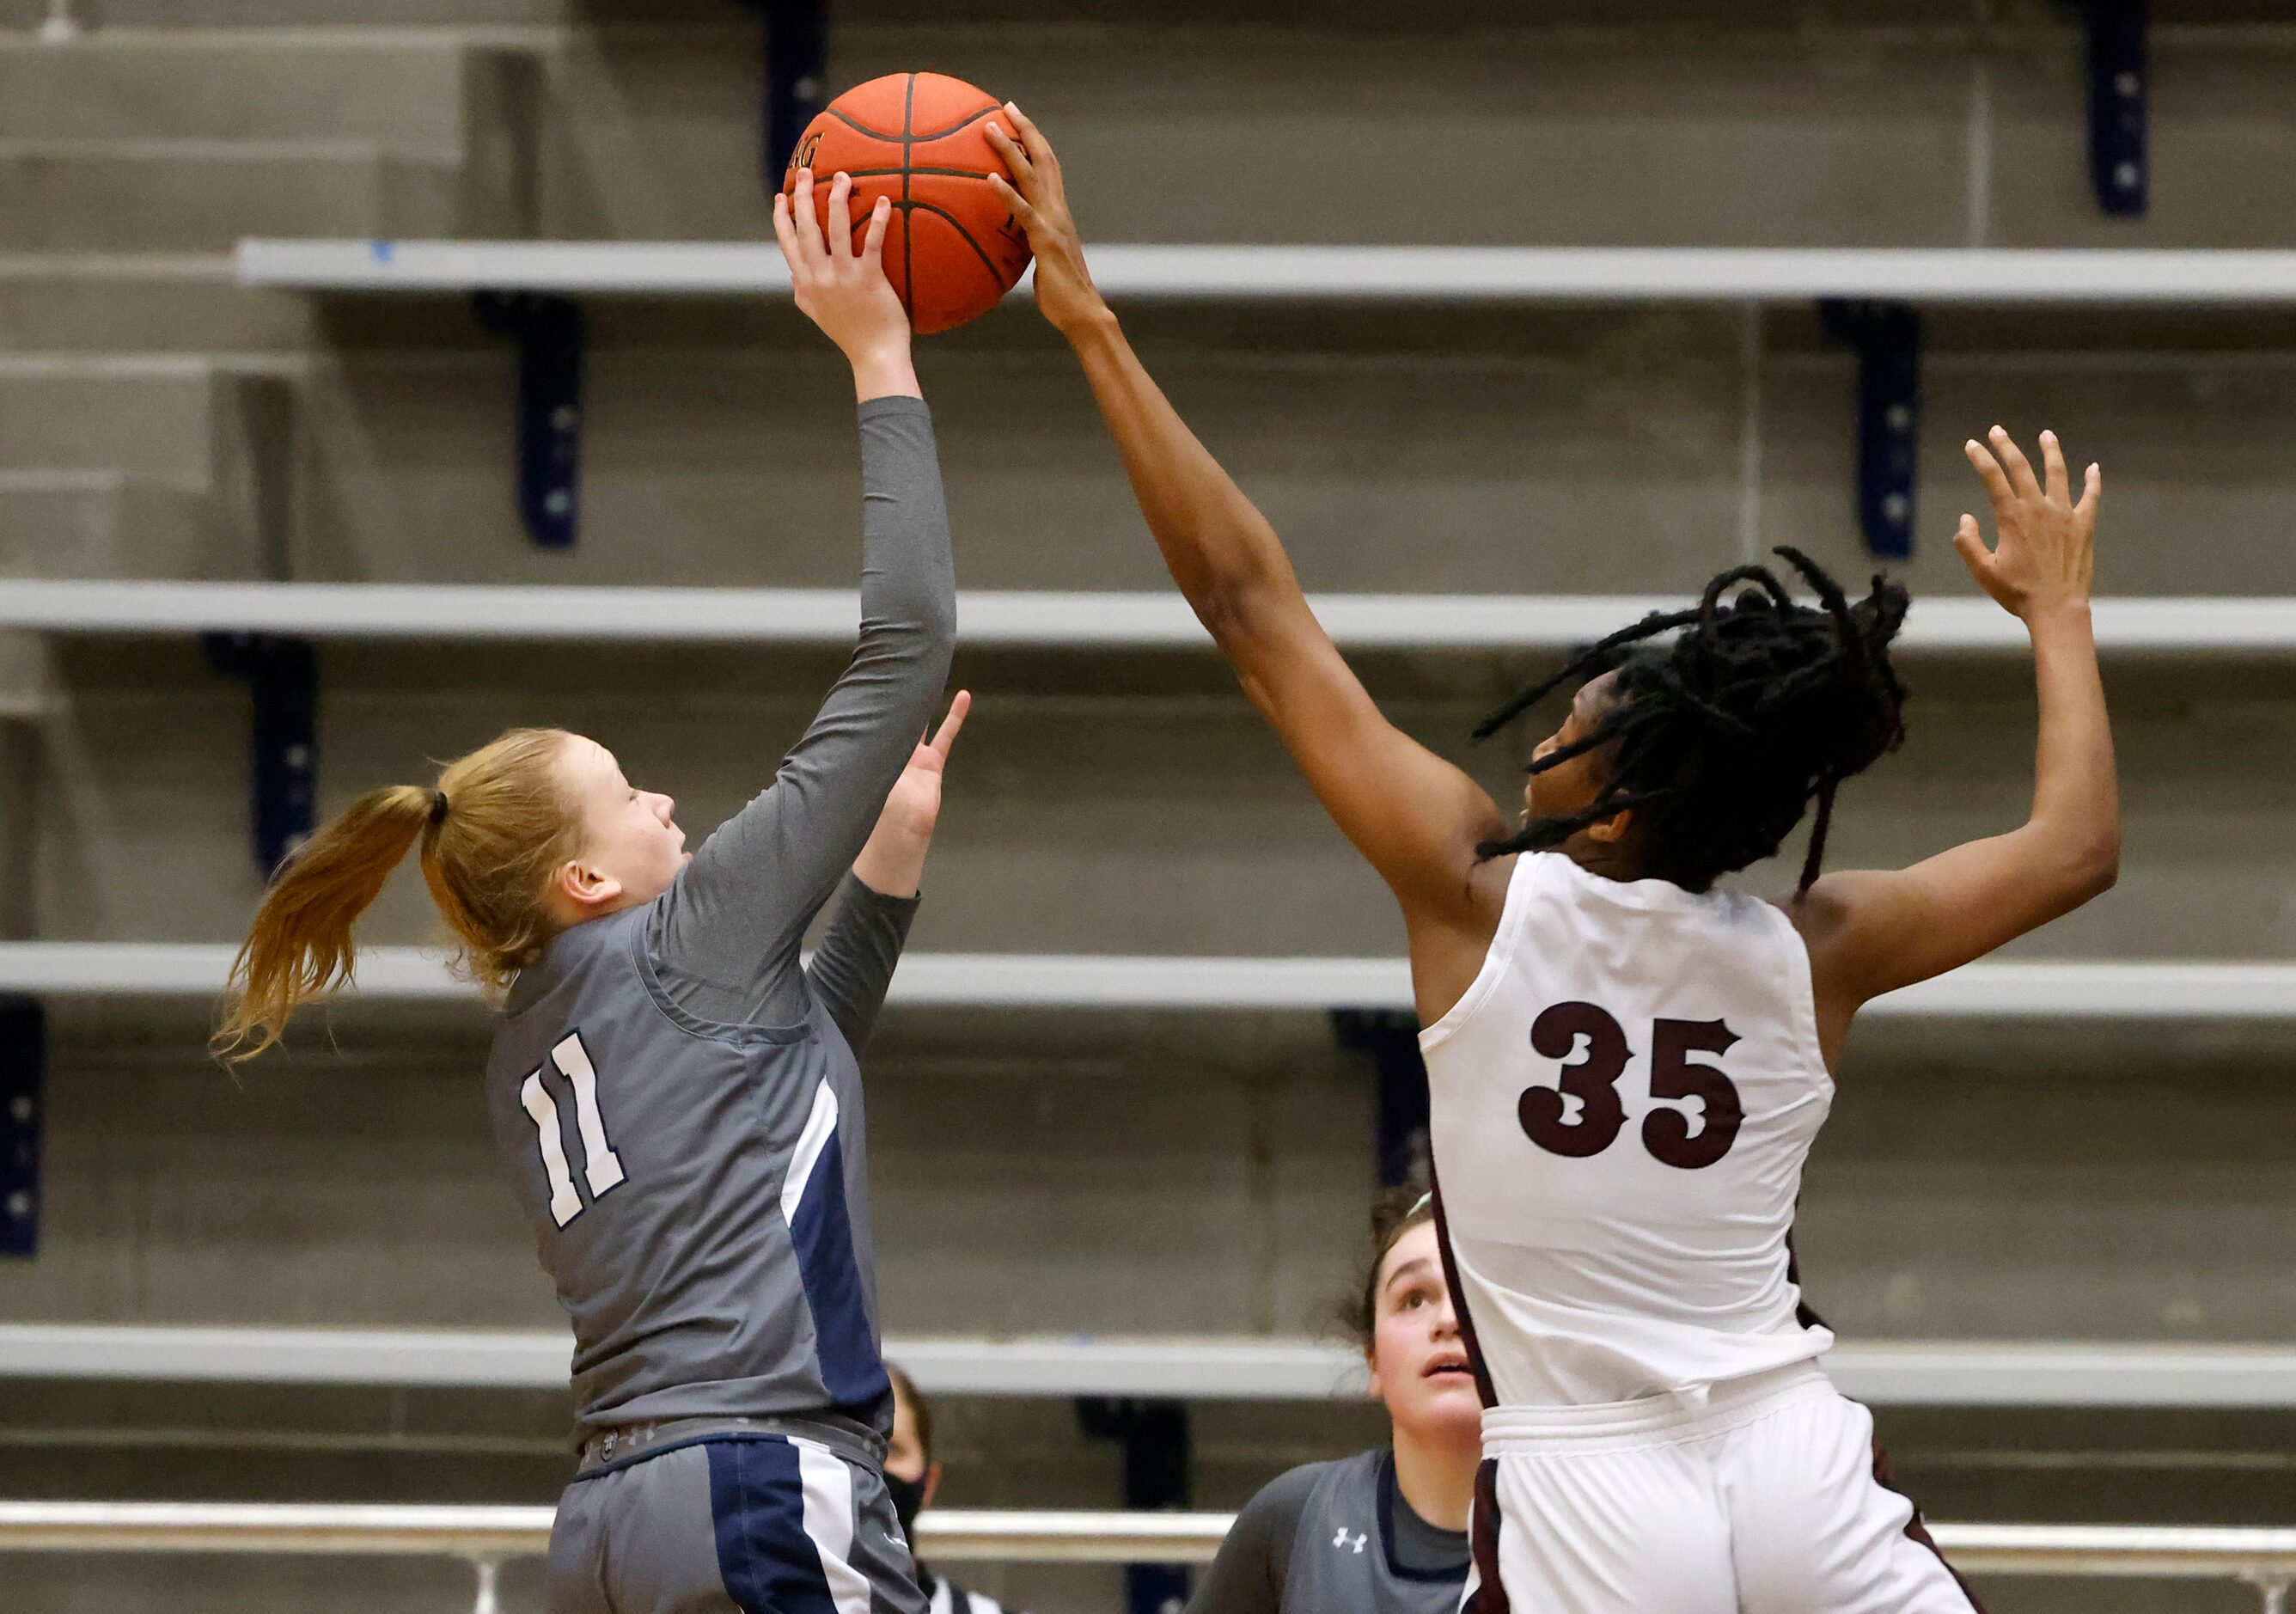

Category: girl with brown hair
[1185, 1184, 1476, 1614]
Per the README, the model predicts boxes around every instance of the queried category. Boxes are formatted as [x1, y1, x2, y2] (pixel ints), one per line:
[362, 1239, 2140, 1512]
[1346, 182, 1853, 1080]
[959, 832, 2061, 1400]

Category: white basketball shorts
[1462, 1362, 1986, 1614]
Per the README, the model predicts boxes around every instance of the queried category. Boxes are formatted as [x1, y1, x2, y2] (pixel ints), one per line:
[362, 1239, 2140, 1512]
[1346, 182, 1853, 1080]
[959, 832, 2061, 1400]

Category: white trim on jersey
[792, 1436, 875, 1614]
[782, 1080, 841, 1225]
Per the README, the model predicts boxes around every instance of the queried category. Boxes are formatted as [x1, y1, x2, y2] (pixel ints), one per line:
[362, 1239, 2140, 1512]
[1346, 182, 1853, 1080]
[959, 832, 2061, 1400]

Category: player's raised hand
[985, 105, 1106, 337]
[773, 169, 917, 398]
[852, 691, 971, 898]
[1955, 425, 2100, 621]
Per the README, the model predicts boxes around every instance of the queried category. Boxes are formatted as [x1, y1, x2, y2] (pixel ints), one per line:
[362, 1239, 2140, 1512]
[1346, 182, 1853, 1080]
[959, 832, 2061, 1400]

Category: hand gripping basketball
[772, 169, 908, 370]
[986, 105, 1107, 337]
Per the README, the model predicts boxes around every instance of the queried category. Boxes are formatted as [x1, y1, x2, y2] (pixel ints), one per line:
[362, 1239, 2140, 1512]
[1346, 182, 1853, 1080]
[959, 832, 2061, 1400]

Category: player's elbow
[1191, 568, 1289, 659]
[919, 584, 959, 661]
[2049, 824, 2119, 907]
[2071, 831, 2121, 902]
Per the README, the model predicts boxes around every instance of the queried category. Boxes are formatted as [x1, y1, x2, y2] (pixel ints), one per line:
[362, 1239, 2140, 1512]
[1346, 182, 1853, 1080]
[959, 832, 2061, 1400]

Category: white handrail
[2, 1503, 2290, 1609]
[7, 1326, 2296, 1409]
[1, 580, 2291, 654]
[0, 944, 2289, 1018]
[235, 241, 2296, 306]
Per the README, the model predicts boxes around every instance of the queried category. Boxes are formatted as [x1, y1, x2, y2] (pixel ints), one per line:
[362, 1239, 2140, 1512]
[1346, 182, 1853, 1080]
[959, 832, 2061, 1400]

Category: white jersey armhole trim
[1767, 897, 1836, 1096]
[1417, 853, 1542, 1055]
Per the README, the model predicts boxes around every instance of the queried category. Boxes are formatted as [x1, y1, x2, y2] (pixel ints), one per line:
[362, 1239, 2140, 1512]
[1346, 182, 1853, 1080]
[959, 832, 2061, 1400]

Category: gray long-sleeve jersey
[485, 396, 955, 1444]
[1184, 1451, 1468, 1614]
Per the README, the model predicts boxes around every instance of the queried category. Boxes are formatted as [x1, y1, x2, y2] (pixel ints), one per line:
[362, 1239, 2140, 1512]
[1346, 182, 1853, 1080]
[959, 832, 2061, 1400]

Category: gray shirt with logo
[1185, 1449, 1469, 1614]
[483, 395, 955, 1443]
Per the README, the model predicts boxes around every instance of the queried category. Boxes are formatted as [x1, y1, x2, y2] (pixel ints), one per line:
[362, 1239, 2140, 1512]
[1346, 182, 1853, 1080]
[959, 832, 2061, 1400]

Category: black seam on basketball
[901, 75, 915, 313]
[823, 107, 904, 142]
[907, 104, 1000, 143]
[903, 199, 1007, 284]
[829, 166, 997, 180]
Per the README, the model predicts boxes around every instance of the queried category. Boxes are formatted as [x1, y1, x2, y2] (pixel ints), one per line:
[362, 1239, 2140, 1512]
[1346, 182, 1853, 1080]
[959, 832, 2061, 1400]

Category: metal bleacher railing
[234, 241, 2296, 303]
[0, 943, 2290, 1018]
[2, 1503, 2290, 1613]
[7, 1325, 2296, 1409]
[3, 580, 2295, 653]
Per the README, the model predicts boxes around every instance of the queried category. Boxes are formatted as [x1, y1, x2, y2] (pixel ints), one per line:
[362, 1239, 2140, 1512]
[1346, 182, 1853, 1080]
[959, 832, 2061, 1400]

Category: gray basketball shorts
[548, 1432, 930, 1614]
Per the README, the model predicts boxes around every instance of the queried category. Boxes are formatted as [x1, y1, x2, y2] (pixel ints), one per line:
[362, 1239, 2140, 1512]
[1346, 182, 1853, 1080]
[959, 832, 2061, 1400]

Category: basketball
[782, 72, 1034, 335]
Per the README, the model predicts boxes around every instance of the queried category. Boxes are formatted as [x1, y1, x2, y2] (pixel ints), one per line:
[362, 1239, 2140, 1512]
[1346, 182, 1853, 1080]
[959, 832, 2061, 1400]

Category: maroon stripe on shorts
[1466, 1456, 1511, 1614]
[1871, 1435, 1989, 1612]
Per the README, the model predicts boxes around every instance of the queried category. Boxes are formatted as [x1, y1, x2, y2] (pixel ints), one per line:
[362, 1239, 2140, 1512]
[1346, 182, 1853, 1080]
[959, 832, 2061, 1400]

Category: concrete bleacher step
[0, 34, 491, 145]
[0, 254, 318, 352]
[0, 141, 509, 253]
[0, 361, 277, 572]
[0, 358, 260, 480]
[0, 31, 534, 252]
[0, 470, 250, 577]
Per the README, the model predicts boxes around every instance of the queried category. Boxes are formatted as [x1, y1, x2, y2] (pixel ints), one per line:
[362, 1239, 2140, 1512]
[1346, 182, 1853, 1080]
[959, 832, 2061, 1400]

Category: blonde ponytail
[215, 726, 586, 1062]
[215, 785, 432, 1061]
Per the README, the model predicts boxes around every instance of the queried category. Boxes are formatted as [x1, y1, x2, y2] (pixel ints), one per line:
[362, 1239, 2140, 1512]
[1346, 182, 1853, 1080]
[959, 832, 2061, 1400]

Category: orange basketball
[783, 72, 1033, 335]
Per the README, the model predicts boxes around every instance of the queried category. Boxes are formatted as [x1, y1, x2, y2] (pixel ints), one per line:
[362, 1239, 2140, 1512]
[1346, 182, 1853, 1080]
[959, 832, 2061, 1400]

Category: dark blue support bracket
[202, 634, 318, 876]
[1, 997, 43, 1260]
[1078, 1397, 1191, 1614]
[470, 291, 585, 550]
[736, 0, 828, 184]
[2079, 0, 2148, 218]
[1818, 299, 1924, 562]
[1333, 1009, 1428, 1190]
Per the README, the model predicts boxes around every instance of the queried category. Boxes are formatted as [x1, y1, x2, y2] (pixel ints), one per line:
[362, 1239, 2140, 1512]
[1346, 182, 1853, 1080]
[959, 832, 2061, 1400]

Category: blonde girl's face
[1365, 1220, 1482, 1443]
[557, 735, 689, 912]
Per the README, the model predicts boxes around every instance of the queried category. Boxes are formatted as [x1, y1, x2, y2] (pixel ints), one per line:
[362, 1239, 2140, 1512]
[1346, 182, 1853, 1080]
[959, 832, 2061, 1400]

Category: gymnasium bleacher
[3, 3, 2296, 1611]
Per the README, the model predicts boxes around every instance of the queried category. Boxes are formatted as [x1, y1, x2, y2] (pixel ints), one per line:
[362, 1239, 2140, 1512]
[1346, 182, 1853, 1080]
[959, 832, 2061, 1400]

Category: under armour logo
[1334, 1527, 1367, 1554]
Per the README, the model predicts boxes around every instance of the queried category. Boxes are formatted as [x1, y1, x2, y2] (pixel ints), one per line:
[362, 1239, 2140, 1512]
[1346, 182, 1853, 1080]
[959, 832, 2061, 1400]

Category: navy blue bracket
[1, 997, 43, 1260]
[202, 633, 318, 876]
[742, 0, 829, 185]
[470, 291, 586, 550]
[2079, 0, 2148, 218]
[1333, 1009, 1429, 1190]
[1819, 300, 1924, 561]
[1078, 1397, 1192, 1614]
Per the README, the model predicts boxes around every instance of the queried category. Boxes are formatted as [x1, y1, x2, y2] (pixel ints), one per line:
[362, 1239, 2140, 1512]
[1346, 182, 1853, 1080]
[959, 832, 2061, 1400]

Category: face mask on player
[883, 1470, 926, 1543]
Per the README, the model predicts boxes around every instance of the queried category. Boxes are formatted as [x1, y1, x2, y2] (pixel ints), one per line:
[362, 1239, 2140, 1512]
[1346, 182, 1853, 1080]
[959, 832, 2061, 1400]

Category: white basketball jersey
[1420, 851, 1835, 1408]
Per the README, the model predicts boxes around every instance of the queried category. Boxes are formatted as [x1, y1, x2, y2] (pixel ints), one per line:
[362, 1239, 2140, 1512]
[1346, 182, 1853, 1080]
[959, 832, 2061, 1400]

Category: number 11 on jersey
[521, 1031, 626, 1227]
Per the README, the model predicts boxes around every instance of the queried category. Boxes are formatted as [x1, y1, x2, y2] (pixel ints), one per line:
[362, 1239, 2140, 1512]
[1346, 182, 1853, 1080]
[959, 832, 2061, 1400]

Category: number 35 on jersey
[1519, 1002, 1743, 1171]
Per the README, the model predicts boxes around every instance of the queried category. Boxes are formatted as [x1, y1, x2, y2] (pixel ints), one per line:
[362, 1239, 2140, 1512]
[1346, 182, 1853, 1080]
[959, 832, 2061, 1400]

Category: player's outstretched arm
[986, 108, 1508, 944]
[657, 174, 956, 1024]
[1796, 427, 2118, 1021]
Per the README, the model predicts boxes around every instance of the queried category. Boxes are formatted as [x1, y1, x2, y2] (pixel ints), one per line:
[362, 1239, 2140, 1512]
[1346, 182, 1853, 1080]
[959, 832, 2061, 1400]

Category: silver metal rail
[11, 1325, 2296, 1409]
[2, 945, 2291, 1020]
[3, 580, 2293, 654]
[235, 241, 2296, 306]
[2, 1503, 2290, 1612]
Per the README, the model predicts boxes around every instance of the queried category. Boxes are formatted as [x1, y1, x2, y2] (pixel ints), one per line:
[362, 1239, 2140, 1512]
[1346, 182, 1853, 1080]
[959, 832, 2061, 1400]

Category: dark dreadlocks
[1474, 547, 1909, 896]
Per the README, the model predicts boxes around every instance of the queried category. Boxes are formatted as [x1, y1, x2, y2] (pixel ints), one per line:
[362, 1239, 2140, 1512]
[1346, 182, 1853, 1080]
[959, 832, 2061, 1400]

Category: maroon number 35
[1518, 1001, 1743, 1170]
